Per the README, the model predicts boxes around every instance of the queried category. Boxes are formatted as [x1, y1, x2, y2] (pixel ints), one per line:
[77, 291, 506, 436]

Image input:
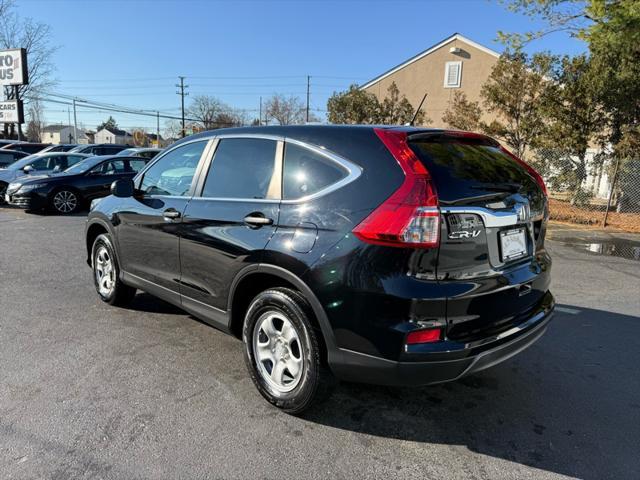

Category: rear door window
[202, 138, 278, 199]
[67, 155, 85, 167]
[128, 159, 147, 173]
[283, 143, 348, 200]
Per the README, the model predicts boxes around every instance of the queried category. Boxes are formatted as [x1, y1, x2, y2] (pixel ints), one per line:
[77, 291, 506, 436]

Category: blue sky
[18, 0, 587, 133]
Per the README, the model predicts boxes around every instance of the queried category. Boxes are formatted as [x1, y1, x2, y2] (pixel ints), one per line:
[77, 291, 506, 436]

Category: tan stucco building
[361, 33, 500, 127]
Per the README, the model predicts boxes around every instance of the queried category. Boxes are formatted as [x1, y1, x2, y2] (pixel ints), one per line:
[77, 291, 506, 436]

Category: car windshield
[63, 156, 102, 174]
[6, 154, 39, 170]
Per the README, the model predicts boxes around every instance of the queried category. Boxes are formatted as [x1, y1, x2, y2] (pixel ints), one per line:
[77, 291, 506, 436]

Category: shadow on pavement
[125, 292, 185, 315]
[303, 305, 640, 480]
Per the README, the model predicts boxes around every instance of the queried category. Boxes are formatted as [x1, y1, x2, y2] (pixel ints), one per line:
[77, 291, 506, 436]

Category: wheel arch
[85, 217, 116, 267]
[228, 264, 339, 367]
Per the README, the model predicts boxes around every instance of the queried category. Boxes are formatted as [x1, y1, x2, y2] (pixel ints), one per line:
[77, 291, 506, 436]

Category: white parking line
[556, 306, 581, 315]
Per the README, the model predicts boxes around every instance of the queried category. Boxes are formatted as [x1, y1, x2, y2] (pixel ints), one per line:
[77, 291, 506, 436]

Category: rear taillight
[406, 328, 442, 344]
[352, 128, 440, 248]
[500, 146, 547, 196]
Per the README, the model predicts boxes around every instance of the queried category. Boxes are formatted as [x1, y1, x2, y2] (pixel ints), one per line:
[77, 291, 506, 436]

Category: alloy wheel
[53, 190, 77, 213]
[94, 246, 115, 297]
[253, 310, 304, 393]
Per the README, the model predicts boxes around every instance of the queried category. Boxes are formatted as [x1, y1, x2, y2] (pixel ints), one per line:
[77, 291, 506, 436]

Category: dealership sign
[0, 100, 23, 123]
[0, 48, 28, 86]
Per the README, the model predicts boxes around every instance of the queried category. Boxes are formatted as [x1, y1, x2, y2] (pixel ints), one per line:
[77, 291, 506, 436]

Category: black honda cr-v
[85, 125, 554, 413]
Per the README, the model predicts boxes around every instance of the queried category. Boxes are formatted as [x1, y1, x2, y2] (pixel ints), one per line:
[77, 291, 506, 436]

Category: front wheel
[92, 233, 136, 306]
[51, 189, 81, 214]
[243, 287, 330, 414]
[0, 182, 7, 204]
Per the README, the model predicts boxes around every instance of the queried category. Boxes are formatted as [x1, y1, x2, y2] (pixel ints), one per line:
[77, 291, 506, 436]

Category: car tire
[50, 188, 81, 214]
[243, 287, 331, 414]
[91, 233, 136, 306]
[0, 181, 7, 204]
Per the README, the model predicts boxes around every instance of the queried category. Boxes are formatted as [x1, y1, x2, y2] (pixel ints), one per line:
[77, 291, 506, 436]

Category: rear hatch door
[408, 132, 550, 342]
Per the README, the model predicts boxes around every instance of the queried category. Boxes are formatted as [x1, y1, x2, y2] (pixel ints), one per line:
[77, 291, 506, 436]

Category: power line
[27, 94, 203, 123]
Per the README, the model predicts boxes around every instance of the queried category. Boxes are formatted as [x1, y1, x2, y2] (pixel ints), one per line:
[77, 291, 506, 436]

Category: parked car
[69, 144, 130, 156]
[0, 142, 51, 154]
[116, 147, 162, 159]
[84, 125, 554, 413]
[0, 152, 90, 202]
[38, 144, 78, 153]
[0, 139, 23, 148]
[6, 155, 149, 214]
[0, 149, 28, 168]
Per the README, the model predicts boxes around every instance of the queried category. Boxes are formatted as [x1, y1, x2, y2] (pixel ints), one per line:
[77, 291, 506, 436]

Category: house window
[444, 61, 462, 88]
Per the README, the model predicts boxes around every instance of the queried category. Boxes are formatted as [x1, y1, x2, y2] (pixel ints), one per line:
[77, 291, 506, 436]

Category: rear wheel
[51, 188, 81, 214]
[243, 287, 330, 414]
[91, 233, 136, 306]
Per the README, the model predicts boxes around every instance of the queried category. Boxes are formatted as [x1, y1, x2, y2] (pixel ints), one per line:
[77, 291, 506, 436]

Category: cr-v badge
[448, 230, 481, 239]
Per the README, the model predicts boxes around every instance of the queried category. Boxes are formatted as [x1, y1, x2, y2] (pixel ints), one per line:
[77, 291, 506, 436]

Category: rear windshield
[409, 137, 540, 203]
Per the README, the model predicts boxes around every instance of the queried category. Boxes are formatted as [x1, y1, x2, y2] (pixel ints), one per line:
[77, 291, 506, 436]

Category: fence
[532, 148, 640, 233]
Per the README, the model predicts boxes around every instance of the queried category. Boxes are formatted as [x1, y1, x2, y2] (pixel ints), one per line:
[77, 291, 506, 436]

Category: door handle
[244, 215, 273, 227]
[163, 209, 181, 220]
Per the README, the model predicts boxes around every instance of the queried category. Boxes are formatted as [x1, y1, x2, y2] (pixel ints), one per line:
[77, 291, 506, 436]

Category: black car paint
[71, 144, 130, 156]
[86, 125, 554, 386]
[0, 143, 50, 154]
[7, 155, 149, 210]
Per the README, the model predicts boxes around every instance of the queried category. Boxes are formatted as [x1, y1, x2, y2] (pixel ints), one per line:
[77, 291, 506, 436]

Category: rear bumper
[329, 293, 554, 386]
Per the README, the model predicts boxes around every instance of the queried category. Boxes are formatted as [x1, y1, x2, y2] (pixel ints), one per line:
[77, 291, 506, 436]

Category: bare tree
[0, 0, 57, 138]
[264, 94, 305, 125]
[163, 120, 183, 141]
[25, 96, 44, 141]
[187, 95, 234, 130]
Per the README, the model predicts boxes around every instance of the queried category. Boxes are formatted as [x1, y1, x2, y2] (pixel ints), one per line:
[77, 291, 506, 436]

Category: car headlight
[17, 183, 47, 192]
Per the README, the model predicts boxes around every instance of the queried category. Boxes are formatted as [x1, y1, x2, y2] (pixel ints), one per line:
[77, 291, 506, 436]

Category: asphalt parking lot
[1, 208, 639, 480]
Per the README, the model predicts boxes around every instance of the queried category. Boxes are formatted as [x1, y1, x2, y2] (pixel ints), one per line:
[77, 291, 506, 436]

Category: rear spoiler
[407, 130, 499, 147]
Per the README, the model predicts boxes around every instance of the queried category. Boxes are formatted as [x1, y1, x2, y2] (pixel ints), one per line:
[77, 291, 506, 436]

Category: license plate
[500, 228, 527, 261]
[4, 194, 9, 203]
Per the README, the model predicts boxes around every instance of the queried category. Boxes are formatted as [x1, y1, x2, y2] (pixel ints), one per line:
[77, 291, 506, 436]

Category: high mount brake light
[499, 146, 548, 196]
[352, 129, 440, 248]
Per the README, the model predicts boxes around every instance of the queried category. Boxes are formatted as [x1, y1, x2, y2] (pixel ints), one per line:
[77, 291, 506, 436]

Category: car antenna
[407, 93, 428, 127]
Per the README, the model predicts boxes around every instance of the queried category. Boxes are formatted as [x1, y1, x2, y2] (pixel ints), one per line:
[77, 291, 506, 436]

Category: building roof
[42, 124, 72, 133]
[360, 33, 501, 90]
[100, 127, 130, 136]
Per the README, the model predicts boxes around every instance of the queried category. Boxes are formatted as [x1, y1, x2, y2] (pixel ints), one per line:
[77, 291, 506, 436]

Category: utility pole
[259, 96, 262, 126]
[15, 85, 22, 141]
[72, 98, 78, 144]
[156, 111, 160, 147]
[306, 75, 310, 123]
[176, 76, 188, 138]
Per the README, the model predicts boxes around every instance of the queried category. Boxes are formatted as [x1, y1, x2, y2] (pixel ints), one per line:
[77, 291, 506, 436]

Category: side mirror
[111, 178, 134, 198]
[23, 165, 33, 174]
[52, 165, 62, 173]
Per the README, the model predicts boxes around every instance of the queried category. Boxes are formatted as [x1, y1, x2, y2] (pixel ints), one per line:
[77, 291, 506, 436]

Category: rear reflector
[406, 328, 442, 344]
[352, 129, 440, 248]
